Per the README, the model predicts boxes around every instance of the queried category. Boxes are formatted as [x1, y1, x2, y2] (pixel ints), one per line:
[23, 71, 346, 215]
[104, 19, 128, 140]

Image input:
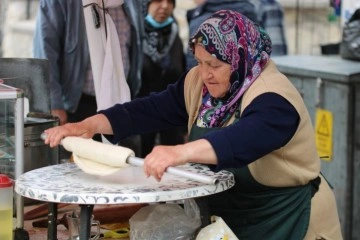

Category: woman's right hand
[43, 113, 113, 147]
[43, 121, 94, 148]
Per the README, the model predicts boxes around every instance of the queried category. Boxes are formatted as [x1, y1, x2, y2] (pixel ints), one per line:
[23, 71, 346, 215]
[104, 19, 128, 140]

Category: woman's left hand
[143, 144, 188, 181]
[143, 139, 218, 181]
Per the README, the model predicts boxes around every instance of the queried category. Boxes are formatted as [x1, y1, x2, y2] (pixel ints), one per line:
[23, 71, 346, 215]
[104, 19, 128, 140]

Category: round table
[15, 162, 234, 240]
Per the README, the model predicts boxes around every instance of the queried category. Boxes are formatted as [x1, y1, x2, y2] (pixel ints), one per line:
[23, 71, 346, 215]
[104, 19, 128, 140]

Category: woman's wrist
[82, 114, 113, 136]
[182, 139, 218, 165]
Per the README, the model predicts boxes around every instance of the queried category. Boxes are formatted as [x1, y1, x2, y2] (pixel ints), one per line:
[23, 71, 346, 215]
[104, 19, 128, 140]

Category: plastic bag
[129, 199, 201, 240]
[340, 9, 360, 61]
[196, 216, 239, 240]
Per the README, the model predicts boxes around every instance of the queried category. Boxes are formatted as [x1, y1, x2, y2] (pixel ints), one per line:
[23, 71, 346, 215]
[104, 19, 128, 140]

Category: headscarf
[189, 10, 272, 128]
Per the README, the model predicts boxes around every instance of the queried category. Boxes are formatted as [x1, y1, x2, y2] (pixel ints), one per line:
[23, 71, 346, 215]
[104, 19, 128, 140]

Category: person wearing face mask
[137, 0, 186, 157]
[43, 10, 342, 239]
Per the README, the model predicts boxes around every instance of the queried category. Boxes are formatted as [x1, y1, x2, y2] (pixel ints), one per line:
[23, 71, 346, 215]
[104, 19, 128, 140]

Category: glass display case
[0, 82, 59, 191]
[0, 58, 59, 182]
[0, 83, 25, 234]
[0, 58, 60, 238]
[0, 83, 24, 180]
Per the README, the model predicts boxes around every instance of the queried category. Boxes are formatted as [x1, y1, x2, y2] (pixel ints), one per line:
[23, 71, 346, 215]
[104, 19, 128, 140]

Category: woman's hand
[43, 121, 94, 147]
[43, 114, 112, 147]
[143, 139, 218, 181]
[143, 144, 188, 181]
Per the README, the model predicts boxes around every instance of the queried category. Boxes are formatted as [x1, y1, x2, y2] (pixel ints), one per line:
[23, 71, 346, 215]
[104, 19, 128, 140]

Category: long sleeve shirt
[100, 73, 299, 170]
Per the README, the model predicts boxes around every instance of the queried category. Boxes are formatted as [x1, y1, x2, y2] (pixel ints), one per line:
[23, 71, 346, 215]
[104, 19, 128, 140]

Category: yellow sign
[315, 108, 333, 161]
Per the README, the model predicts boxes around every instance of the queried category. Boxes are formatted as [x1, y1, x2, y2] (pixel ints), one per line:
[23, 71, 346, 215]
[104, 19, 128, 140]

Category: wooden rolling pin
[32, 203, 148, 228]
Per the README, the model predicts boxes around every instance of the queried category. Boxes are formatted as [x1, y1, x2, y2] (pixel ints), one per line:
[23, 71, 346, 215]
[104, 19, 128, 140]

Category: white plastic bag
[196, 216, 239, 240]
[129, 199, 201, 240]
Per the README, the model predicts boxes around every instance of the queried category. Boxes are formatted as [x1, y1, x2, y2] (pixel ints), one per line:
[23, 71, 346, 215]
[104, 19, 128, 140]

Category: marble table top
[15, 163, 234, 204]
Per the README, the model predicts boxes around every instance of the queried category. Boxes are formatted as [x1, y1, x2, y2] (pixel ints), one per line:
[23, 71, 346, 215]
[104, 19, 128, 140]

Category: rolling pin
[41, 133, 218, 185]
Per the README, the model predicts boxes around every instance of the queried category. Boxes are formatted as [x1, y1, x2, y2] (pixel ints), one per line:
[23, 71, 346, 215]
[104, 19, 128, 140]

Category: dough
[62, 137, 135, 175]
[73, 154, 125, 176]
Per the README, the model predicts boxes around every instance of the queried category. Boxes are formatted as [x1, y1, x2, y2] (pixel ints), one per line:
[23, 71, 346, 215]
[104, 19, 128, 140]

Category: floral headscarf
[189, 10, 272, 128]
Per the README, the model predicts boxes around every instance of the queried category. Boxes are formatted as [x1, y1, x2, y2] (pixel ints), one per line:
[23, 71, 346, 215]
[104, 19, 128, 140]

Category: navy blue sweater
[100, 73, 299, 171]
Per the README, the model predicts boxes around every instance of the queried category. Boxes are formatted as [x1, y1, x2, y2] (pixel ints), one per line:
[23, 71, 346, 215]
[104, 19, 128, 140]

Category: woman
[44, 10, 342, 239]
[138, 0, 186, 157]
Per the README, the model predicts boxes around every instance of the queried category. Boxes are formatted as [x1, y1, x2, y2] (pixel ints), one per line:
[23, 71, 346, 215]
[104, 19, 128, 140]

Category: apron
[189, 123, 320, 240]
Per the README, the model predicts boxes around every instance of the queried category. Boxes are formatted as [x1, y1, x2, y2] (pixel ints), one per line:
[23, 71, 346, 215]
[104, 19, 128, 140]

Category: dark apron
[189, 124, 320, 240]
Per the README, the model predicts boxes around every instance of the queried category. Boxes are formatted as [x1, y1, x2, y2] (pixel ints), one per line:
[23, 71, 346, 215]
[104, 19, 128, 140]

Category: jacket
[33, 0, 143, 112]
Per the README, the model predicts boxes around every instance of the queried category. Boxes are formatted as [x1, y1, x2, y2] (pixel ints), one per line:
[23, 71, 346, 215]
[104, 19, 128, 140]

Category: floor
[21, 202, 132, 240]
[22, 203, 78, 240]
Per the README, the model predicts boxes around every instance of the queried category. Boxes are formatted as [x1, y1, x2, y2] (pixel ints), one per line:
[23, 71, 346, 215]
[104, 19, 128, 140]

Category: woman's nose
[200, 65, 212, 80]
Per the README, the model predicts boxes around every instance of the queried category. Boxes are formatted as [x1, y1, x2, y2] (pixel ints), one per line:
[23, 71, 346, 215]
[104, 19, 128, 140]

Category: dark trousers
[67, 93, 101, 141]
[68, 94, 97, 123]
[140, 126, 187, 158]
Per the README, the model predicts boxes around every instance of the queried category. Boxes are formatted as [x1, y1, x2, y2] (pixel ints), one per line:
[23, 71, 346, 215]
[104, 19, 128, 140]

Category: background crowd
[33, 0, 288, 158]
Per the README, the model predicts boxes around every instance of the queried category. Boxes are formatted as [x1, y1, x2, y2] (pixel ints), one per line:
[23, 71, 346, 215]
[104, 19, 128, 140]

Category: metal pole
[26, 0, 30, 20]
[15, 91, 24, 229]
[295, 0, 300, 54]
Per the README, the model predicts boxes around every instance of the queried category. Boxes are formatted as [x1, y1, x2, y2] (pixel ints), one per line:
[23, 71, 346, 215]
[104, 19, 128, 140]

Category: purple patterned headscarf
[189, 10, 272, 128]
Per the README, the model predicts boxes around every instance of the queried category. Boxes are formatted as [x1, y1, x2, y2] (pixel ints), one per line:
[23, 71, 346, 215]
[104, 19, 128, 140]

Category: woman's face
[194, 45, 232, 98]
[148, 0, 174, 23]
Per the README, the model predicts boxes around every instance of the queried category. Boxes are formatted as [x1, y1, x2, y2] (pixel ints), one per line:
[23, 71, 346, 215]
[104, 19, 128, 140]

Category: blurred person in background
[253, 0, 288, 55]
[33, 0, 144, 157]
[137, 0, 187, 157]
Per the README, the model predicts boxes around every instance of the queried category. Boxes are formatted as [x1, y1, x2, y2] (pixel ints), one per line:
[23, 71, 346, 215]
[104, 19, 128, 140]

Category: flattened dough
[73, 154, 124, 176]
[62, 137, 135, 175]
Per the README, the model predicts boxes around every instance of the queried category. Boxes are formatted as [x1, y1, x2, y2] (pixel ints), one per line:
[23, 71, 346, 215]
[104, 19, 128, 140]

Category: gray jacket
[33, 0, 143, 112]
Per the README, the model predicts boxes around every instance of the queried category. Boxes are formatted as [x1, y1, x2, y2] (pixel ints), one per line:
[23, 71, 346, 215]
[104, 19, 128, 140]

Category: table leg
[195, 197, 210, 228]
[47, 202, 58, 240]
[79, 204, 94, 240]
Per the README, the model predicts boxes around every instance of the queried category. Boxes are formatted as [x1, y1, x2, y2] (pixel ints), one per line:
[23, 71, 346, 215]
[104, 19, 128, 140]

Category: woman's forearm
[182, 139, 218, 165]
[83, 114, 114, 135]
